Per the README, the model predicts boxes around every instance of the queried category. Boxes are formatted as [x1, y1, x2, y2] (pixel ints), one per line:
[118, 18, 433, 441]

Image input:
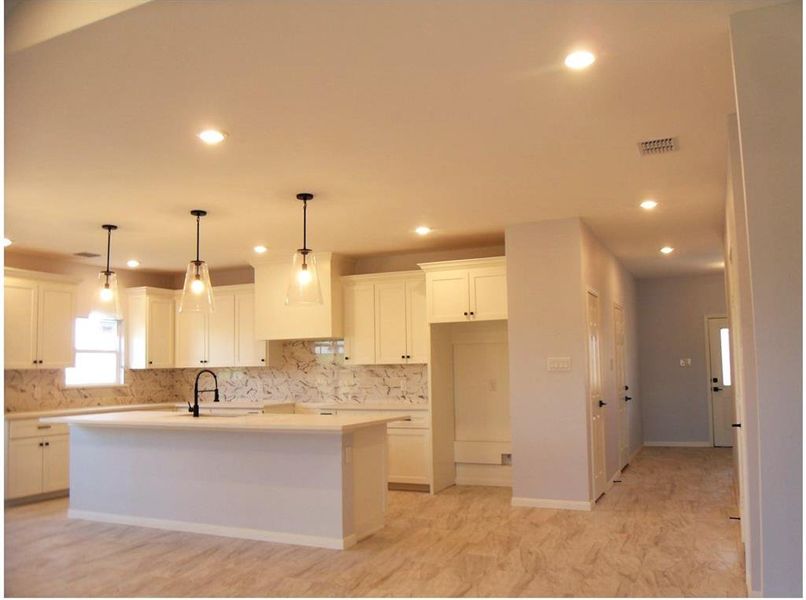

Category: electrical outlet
[679, 358, 692, 367]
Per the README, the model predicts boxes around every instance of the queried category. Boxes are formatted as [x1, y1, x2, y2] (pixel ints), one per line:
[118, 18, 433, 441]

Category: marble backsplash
[4, 341, 428, 414]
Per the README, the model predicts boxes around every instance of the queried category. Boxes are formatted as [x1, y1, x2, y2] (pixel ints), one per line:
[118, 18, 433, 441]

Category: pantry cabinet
[4, 270, 78, 369]
[342, 272, 428, 365]
[174, 285, 280, 368]
[5, 419, 70, 500]
[126, 288, 175, 369]
[419, 257, 507, 323]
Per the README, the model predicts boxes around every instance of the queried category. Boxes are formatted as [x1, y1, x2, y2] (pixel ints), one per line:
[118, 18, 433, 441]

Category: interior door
[708, 316, 735, 447]
[4, 278, 38, 368]
[614, 304, 629, 468]
[587, 291, 606, 500]
[375, 281, 408, 364]
[343, 283, 376, 365]
[207, 293, 236, 367]
[37, 282, 76, 368]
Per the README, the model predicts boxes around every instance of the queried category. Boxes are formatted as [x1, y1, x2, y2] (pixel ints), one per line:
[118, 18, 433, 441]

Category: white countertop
[171, 401, 295, 409]
[5, 403, 176, 421]
[43, 410, 407, 434]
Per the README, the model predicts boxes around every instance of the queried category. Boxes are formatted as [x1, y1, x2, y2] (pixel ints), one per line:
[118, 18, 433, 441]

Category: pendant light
[179, 209, 215, 313]
[91, 224, 121, 319]
[286, 192, 322, 305]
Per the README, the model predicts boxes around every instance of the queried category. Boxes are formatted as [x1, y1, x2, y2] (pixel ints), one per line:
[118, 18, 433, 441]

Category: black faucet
[189, 369, 219, 417]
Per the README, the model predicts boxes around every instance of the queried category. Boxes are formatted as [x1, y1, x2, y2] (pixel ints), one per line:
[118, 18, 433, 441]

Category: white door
[614, 304, 629, 468]
[343, 283, 376, 365]
[207, 293, 236, 367]
[375, 281, 408, 364]
[235, 293, 266, 367]
[175, 309, 207, 368]
[5, 278, 39, 368]
[147, 297, 174, 368]
[426, 271, 469, 323]
[468, 268, 508, 321]
[42, 435, 69, 492]
[405, 278, 429, 364]
[37, 282, 76, 368]
[7, 438, 43, 499]
[708, 316, 735, 447]
[587, 291, 606, 499]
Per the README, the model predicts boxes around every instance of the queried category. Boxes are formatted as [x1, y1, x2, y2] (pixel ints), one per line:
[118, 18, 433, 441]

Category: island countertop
[43, 410, 406, 434]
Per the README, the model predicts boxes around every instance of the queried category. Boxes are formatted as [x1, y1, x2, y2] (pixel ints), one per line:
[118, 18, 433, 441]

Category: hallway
[5, 447, 744, 597]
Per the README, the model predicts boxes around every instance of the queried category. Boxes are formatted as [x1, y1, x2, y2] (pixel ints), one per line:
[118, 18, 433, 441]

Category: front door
[588, 291, 606, 499]
[707, 316, 735, 447]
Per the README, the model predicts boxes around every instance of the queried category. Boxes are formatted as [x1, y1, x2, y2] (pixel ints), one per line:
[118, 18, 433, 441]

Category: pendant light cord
[105, 227, 112, 274]
[196, 214, 201, 262]
[302, 198, 308, 251]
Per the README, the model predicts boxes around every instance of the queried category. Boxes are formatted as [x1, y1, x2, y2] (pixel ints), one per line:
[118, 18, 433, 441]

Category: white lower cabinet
[387, 428, 430, 485]
[6, 420, 70, 500]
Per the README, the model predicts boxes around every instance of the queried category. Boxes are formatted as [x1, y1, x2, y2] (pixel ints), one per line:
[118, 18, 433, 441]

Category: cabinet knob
[463, 312, 468, 316]
[401, 355, 406, 359]
[39, 360, 43, 364]
[345, 356, 350, 361]
[470, 311, 475, 316]
[260, 358, 265, 363]
[32, 360, 37, 365]
[406, 355, 411, 359]
[148, 361, 153, 365]
[38, 442, 43, 447]
[44, 441, 50, 447]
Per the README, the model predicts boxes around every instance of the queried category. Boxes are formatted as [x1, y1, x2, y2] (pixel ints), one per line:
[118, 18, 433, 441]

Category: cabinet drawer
[9, 419, 69, 439]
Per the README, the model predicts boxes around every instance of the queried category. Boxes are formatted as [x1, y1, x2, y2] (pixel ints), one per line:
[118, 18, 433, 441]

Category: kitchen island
[45, 410, 404, 549]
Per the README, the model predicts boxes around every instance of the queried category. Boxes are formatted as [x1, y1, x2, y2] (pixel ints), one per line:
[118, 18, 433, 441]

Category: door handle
[624, 396, 632, 402]
[598, 400, 607, 407]
[713, 386, 723, 392]
[732, 423, 742, 428]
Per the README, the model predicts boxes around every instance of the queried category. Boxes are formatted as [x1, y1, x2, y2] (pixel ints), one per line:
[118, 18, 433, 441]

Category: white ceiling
[5, 0, 776, 277]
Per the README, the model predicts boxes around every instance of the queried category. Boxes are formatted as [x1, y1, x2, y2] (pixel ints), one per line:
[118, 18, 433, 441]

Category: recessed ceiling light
[415, 226, 431, 236]
[564, 50, 596, 70]
[197, 129, 228, 145]
[126, 259, 140, 268]
[640, 199, 658, 210]
[253, 245, 268, 254]
[3, 238, 12, 247]
[660, 246, 674, 255]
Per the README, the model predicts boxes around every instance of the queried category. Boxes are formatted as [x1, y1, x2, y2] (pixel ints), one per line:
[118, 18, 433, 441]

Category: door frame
[704, 314, 729, 448]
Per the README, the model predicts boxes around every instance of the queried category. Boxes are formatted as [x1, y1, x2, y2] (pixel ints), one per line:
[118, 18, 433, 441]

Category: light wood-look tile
[4, 447, 745, 597]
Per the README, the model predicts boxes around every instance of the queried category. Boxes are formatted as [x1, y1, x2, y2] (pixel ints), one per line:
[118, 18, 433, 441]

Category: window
[720, 327, 732, 387]
[65, 317, 124, 386]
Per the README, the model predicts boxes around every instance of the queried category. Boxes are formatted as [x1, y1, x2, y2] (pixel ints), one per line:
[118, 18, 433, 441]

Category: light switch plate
[679, 358, 692, 367]
[547, 357, 572, 372]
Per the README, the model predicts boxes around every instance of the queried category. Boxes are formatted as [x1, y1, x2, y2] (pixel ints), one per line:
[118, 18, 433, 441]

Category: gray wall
[729, 2, 802, 595]
[637, 274, 726, 444]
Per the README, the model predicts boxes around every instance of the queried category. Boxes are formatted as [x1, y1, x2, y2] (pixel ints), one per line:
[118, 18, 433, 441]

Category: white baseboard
[455, 476, 512, 487]
[511, 496, 593, 511]
[643, 441, 712, 447]
[68, 509, 353, 549]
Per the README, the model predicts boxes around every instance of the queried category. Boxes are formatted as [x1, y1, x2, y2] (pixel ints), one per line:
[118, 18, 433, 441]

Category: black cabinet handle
[463, 312, 468, 316]
[625, 396, 632, 402]
[38, 442, 43, 447]
[732, 423, 742, 428]
[406, 355, 411, 359]
[32, 360, 37, 364]
[598, 400, 607, 407]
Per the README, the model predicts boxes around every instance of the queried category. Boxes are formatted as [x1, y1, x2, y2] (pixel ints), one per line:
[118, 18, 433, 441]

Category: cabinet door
[147, 297, 175, 368]
[42, 435, 69, 493]
[469, 267, 507, 321]
[426, 270, 469, 323]
[343, 284, 376, 365]
[37, 282, 76, 368]
[387, 429, 429, 484]
[375, 281, 408, 365]
[207, 293, 236, 367]
[175, 309, 207, 368]
[405, 278, 429, 363]
[7, 437, 43, 499]
[235, 293, 267, 367]
[4, 278, 38, 369]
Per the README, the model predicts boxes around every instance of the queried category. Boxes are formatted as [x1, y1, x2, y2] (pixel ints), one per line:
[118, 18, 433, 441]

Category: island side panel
[68, 425, 348, 548]
[343, 423, 388, 541]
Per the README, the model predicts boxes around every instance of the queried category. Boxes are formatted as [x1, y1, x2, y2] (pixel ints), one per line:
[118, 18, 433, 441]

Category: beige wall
[729, 2, 802, 596]
[636, 274, 726, 444]
[353, 244, 504, 274]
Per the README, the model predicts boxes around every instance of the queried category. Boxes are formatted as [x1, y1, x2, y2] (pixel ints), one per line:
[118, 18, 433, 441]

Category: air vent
[73, 251, 101, 258]
[638, 137, 678, 156]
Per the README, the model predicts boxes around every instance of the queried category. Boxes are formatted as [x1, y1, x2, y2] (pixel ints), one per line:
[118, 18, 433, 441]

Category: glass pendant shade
[286, 251, 322, 305]
[90, 271, 121, 319]
[179, 260, 215, 312]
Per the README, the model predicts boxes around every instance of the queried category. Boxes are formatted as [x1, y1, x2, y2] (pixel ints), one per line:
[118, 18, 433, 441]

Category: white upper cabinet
[173, 285, 279, 369]
[126, 288, 174, 369]
[419, 257, 507, 323]
[4, 271, 78, 369]
[251, 253, 354, 341]
[342, 272, 428, 365]
[343, 282, 376, 365]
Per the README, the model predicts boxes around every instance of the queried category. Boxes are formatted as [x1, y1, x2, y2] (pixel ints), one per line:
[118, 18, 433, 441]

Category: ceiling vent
[73, 251, 101, 258]
[638, 137, 678, 156]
